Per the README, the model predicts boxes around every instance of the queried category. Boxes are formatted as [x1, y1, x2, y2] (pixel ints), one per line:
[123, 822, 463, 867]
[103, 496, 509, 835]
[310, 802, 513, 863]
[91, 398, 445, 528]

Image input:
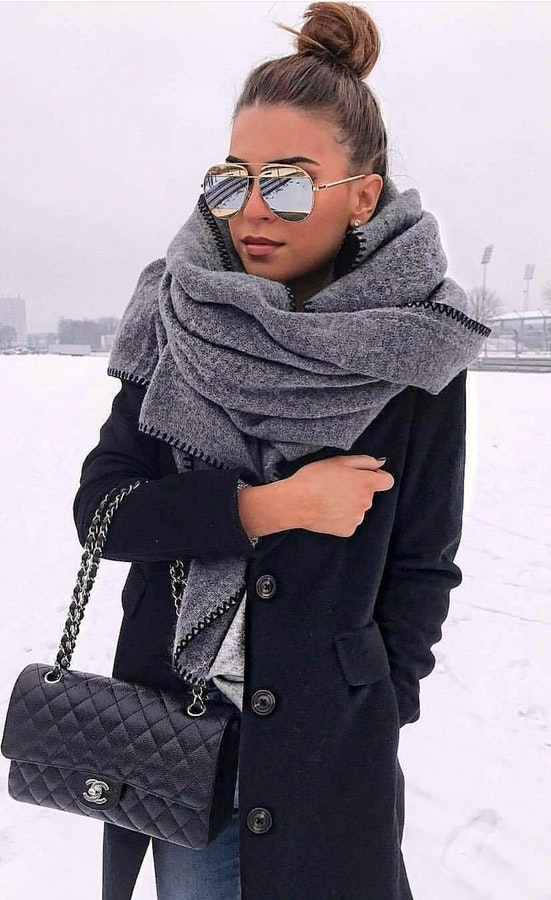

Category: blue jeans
[151, 807, 241, 900]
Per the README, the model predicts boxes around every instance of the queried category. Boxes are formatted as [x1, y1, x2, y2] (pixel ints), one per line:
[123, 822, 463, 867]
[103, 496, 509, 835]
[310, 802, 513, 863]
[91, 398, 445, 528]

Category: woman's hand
[286, 454, 394, 537]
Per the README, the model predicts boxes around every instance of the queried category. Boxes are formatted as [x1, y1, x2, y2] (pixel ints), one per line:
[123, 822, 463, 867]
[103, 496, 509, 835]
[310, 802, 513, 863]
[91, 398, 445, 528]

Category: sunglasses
[201, 163, 367, 223]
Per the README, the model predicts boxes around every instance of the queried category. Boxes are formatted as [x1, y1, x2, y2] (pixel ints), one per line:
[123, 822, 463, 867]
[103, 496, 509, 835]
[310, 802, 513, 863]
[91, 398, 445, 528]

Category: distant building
[49, 343, 92, 356]
[28, 332, 58, 351]
[57, 316, 119, 351]
[484, 309, 551, 356]
[471, 308, 551, 371]
[0, 295, 27, 346]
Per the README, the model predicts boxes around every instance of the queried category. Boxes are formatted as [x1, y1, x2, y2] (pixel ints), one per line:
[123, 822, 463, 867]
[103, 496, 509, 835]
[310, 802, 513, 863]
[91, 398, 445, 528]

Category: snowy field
[0, 355, 549, 900]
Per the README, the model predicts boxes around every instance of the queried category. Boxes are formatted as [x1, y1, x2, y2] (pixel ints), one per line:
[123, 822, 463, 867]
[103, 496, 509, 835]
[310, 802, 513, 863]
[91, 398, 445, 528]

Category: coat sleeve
[373, 367, 467, 728]
[72, 378, 261, 563]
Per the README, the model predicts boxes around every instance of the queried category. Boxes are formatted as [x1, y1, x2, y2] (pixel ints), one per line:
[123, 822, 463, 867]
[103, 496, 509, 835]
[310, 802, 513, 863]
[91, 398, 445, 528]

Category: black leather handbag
[1, 480, 240, 848]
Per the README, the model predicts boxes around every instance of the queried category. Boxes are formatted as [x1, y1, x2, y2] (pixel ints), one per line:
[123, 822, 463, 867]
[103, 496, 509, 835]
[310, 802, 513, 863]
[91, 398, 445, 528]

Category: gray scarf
[107, 176, 491, 707]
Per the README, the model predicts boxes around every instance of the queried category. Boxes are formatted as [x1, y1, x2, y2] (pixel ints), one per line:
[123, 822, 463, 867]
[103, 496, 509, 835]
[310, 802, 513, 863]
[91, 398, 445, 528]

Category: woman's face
[226, 104, 383, 286]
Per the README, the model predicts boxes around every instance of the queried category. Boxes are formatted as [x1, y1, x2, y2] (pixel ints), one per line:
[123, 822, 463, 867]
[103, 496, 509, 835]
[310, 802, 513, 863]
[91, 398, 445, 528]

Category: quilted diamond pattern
[1, 663, 240, 848]
[7, 761, 210, 847]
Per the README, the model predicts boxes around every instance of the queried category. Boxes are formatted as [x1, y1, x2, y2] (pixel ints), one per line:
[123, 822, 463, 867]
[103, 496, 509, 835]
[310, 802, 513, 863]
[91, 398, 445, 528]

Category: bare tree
[466, 287, 504, 325]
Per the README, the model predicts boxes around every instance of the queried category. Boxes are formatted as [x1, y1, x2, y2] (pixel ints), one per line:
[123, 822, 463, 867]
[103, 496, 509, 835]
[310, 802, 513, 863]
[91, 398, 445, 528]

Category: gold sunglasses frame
[201, 163, 368, 223]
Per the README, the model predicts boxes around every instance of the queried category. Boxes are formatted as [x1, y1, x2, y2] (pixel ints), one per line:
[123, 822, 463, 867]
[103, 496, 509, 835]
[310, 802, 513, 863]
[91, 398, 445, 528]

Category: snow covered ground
[0, 355, 549, 899]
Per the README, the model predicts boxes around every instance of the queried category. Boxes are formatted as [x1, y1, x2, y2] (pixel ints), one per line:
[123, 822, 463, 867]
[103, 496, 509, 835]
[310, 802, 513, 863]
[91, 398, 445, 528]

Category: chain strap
[169, 558, 209, 717]
[170, 558, 187, 616]
[43, 480, 205, 715]
[44, 480, 143, 683]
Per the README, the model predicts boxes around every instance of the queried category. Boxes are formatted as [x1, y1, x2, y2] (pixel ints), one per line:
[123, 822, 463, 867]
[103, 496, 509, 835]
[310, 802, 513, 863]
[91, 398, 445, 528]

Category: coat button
[251, 689, 276, 715]
[255, 574, 277, 599]
[246, 807, 273, 833]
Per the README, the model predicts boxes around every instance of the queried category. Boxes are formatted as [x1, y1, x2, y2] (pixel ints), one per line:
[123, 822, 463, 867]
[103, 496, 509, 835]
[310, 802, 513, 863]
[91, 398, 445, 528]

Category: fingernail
[375, 456, 387, 461]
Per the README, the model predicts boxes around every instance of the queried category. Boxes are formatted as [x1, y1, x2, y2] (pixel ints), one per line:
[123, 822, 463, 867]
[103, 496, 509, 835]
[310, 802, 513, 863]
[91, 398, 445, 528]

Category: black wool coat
[72, 365, 468, 900]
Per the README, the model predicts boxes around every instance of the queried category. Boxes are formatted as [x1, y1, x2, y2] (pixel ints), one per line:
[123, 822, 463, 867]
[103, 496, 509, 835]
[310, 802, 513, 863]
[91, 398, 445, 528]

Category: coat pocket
[120, 564, 147, 618]
[333, 619, 391, 686]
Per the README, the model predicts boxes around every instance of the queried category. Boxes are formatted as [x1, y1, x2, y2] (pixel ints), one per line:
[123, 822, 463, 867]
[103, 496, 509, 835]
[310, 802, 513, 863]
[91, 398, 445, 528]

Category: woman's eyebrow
[225, 154, 320, 166]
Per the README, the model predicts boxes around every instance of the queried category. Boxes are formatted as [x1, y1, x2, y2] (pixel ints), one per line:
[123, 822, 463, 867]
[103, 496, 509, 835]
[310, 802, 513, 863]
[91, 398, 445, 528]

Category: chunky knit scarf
[107, 176, 491, 709]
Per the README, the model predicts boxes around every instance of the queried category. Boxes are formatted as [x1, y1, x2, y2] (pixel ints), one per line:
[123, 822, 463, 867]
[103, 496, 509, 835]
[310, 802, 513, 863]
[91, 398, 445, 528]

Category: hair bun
[277, 1, 380, 81]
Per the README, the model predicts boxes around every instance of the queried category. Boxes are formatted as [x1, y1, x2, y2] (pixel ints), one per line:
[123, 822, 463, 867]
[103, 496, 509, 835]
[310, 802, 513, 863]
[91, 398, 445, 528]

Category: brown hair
[231, 2, 388, 180]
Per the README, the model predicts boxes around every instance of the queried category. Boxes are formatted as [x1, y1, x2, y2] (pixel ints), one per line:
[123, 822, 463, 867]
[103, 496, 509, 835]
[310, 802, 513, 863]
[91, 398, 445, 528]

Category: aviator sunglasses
[201, 162, 367, 223]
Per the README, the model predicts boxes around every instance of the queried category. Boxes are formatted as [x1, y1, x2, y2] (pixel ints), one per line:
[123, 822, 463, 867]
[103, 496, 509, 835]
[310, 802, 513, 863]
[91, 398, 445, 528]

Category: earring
[351, 219, 361, 228]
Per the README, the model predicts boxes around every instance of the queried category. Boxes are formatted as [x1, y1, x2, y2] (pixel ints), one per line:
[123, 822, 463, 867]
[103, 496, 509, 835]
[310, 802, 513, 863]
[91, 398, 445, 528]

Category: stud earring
[351, 219, 361, 228]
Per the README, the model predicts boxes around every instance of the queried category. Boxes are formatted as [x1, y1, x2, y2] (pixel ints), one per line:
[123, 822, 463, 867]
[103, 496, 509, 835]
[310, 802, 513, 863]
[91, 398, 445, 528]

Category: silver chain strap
[43, 480, 206, 716]
[170, 558, 187, 615]
[169, 558, 209, 717]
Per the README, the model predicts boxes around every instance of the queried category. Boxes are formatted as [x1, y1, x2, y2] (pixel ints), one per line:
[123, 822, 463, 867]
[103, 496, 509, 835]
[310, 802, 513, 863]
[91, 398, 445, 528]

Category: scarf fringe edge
[106, 366, 229, 468]
[398, 299, 492, 337]
[172, 583, 247, 685]
[173, 583, 247, 659]
[190, 202, 491, 338]
[140, 420, 228, 469]
[107, 366, 151, 386]
[171, 663, 204, 687]
[198, 193, 237, 274]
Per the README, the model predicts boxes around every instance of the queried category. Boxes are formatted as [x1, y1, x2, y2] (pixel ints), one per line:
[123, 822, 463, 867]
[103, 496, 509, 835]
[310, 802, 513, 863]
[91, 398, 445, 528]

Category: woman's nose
[242, 177, 273, 218]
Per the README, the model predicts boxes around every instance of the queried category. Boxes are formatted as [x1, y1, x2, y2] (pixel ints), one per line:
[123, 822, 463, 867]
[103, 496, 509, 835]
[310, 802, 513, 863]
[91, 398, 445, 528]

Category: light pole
[523, 264, 535, 313]
[481, 245, 494, 319]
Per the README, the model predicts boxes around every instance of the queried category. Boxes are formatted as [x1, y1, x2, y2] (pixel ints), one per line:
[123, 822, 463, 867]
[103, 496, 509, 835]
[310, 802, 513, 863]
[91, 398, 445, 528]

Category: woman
[73, 4, 490, 899]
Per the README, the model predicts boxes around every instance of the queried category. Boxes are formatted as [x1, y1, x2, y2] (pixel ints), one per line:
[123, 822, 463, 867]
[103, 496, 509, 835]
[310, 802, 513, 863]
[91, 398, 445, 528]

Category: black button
[247, 807, 273, 833]
[255, 574, 277, 599]
[251, 689, 276, 715]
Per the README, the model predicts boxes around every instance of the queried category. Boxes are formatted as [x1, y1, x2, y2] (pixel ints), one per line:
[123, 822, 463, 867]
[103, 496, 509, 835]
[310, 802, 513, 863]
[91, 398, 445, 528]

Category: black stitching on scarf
[172, 583, 247, 684]
[285, 284, 297, 311]
[108, 365, 233, 468]
[351, 228, 368, 271]
[198, 194, 240, 273]
[107, 366, 151, 386]
[137, 421, 229, 468]
[397, 299, 492, 337]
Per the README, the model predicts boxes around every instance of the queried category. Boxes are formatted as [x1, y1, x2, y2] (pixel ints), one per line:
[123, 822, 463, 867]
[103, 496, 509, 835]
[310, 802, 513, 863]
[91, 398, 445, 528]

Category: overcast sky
[1, 0, 550, 333]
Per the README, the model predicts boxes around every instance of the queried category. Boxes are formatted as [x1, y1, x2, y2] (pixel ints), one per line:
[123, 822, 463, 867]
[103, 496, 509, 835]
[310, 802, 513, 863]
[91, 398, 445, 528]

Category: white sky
[1, 0, 550, 333]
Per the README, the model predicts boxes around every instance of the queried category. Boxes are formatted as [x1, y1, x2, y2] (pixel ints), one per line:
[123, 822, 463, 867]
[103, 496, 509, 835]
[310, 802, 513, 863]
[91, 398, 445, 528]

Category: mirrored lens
[203, 165, 249, 219]
[202, 164, 313, 221]
[258, 166, 313, 222]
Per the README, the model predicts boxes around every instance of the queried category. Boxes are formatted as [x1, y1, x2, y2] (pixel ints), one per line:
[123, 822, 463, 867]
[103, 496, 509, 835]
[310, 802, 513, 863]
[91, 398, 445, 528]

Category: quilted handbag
[0, 480, 240, 848]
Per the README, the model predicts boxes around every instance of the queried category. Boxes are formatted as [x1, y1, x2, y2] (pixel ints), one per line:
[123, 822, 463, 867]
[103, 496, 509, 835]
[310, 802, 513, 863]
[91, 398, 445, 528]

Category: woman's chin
[241, 259, 291, 283]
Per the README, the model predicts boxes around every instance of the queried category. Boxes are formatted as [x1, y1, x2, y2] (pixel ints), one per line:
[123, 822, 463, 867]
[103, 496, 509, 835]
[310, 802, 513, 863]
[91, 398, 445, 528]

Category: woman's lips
[243, 242, 283, 257]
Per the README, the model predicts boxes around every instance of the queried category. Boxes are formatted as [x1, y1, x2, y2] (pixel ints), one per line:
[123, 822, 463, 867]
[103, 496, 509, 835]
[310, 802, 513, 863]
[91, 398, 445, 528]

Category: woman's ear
[352, 173, 384, 225]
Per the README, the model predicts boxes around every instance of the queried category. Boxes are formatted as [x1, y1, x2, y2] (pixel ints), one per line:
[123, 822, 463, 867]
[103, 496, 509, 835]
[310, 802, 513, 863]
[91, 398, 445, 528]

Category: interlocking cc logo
[82, 778, 110, 805]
